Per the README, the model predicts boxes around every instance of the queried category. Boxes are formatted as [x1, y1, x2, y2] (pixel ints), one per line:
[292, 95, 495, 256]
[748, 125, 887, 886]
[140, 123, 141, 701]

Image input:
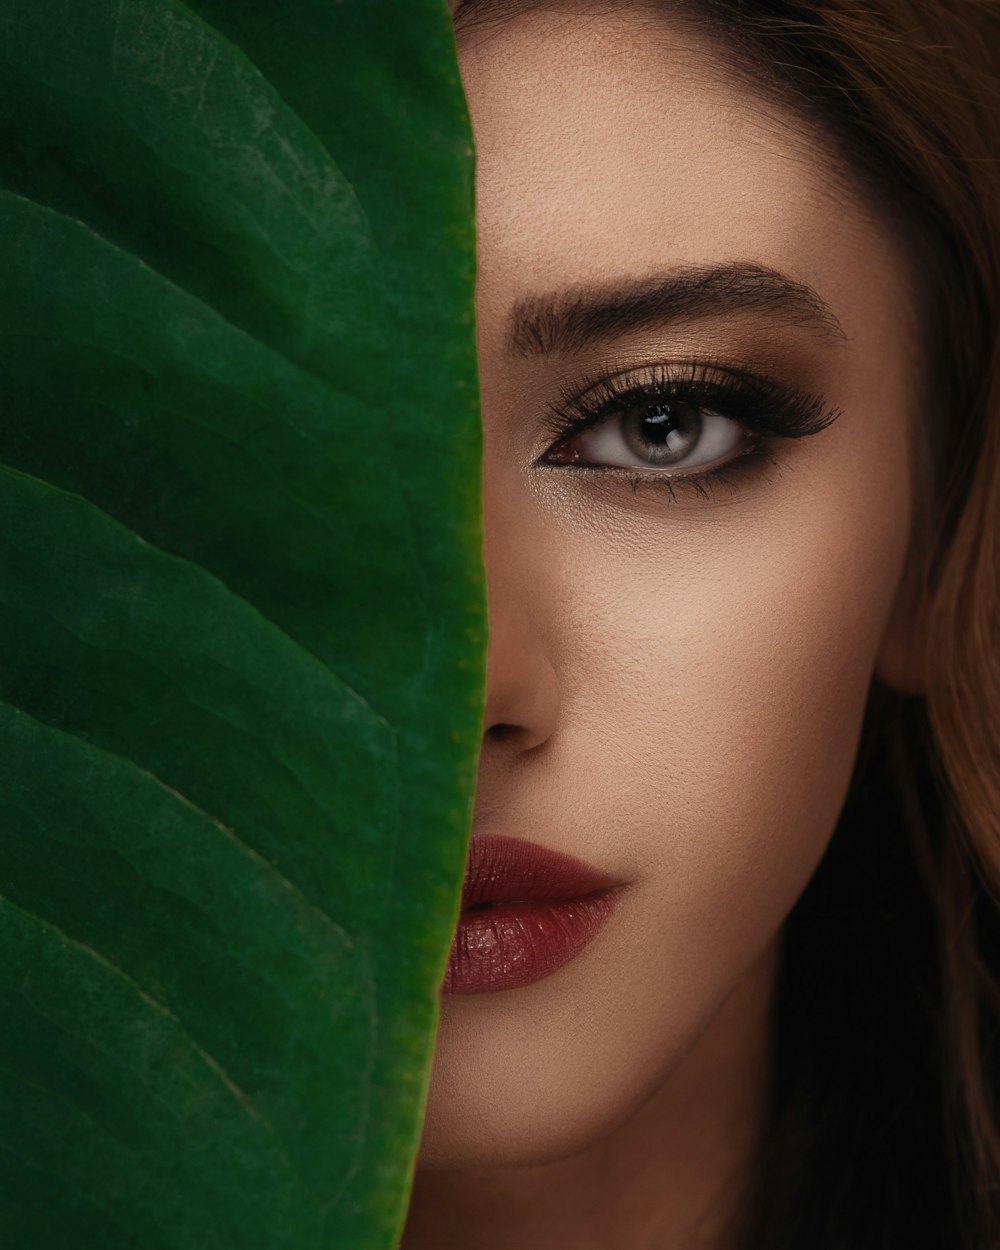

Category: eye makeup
[534, 357, 843, 504]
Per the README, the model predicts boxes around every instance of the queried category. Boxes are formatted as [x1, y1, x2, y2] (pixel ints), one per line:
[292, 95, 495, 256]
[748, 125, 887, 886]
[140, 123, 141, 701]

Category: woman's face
[422, 1, 920, 1170]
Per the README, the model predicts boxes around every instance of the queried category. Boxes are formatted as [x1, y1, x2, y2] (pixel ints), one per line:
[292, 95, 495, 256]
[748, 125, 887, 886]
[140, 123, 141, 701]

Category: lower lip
[441, 887, 622, 995]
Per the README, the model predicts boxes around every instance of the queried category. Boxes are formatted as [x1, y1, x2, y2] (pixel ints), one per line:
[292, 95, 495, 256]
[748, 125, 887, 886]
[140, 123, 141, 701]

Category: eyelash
[535, 358, 842, 503]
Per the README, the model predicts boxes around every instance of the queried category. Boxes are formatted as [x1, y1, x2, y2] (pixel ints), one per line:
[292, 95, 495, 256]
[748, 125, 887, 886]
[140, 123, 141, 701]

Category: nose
[482, 602, 560, 751]
[479, 503, 560, 754]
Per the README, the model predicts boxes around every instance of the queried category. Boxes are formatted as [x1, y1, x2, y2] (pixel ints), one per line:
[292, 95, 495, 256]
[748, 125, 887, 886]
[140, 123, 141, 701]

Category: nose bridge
[481, 479, 560, 749]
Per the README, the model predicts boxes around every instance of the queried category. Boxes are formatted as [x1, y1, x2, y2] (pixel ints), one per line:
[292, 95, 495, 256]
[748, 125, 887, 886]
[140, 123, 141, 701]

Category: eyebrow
[506, 261, 848, 358]
[452, 0, 531, 30]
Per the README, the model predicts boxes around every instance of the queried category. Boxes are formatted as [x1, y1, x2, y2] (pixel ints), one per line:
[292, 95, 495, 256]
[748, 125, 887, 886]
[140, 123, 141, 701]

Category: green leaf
[0, 2, 484, 1247]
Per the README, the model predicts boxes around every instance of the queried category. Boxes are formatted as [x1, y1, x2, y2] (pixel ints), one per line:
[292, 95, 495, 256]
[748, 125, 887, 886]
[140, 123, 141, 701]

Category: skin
[403, 3, 926, 1246]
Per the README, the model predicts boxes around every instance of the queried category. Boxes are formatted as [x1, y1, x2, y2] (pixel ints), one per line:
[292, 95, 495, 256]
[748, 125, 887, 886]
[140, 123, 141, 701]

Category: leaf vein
[0, 894, 275, 1136]
[0, 695, 357, 952]
[0, 458, 394, 734]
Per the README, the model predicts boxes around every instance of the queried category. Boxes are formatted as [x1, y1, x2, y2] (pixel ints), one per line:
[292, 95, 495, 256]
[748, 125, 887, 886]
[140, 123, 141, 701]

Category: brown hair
[680, 2, 1000, 1245]
[453, 0, 1000, 1244]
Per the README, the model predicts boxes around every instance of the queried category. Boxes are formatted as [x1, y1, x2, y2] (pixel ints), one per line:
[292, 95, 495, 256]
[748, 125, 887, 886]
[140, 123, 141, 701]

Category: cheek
[554, 430, 912, 1027]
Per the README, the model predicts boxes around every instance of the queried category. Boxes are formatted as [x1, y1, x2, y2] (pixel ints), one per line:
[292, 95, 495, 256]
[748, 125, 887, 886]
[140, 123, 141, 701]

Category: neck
[401, 939, 779, 1250]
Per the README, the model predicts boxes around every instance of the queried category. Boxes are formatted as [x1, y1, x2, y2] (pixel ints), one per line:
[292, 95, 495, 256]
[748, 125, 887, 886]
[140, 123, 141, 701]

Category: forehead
[455, 4, 909, 352]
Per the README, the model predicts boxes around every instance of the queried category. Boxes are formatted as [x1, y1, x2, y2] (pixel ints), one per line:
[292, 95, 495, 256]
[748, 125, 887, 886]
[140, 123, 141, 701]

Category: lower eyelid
[538, 438, 779, 505]
[640, 445, 780, 499]
[541, 427, 760, 474]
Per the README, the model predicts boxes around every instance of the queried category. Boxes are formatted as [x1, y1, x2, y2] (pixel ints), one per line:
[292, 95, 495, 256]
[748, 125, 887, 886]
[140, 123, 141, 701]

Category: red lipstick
[441, 835, 625, 995]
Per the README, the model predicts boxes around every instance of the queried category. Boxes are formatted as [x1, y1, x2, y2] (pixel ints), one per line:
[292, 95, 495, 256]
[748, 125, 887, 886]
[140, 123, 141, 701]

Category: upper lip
[460, 834, 623, 911]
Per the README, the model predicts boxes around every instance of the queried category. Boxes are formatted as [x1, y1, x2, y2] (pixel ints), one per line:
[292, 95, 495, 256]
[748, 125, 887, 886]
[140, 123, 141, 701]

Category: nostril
[486, 723, 518, 744]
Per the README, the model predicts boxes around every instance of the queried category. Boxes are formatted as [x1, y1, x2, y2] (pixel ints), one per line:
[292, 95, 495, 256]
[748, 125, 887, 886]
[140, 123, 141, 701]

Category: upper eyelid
[561, 376, 748, 430]
[543, 359, 838, 439]
[549, 357, 778, 422]
[540, 361, 736, 437]
[540, 364, 766, 445]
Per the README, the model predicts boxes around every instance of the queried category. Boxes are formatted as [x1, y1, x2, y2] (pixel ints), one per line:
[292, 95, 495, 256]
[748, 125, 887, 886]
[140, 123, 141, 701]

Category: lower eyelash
[615, 442, 780, 502]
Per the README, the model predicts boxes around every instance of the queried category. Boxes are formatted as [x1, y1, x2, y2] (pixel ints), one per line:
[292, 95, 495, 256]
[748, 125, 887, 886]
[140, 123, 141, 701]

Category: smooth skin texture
[403, 3, 925, 1246]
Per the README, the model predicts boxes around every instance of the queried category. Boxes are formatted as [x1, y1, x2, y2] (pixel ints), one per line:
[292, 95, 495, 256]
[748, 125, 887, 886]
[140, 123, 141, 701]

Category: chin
[416, 1079, 633, 1171]
[412, 976, 658, 1170]
[413, 913, 784, 1176]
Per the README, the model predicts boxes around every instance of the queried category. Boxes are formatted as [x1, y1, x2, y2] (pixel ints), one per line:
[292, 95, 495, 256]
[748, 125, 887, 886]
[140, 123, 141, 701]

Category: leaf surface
[0, 3, 484, 1246]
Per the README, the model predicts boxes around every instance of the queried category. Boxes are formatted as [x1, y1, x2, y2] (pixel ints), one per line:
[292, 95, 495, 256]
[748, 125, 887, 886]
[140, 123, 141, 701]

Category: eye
[544, 393, 751, 473]
[535, 360, 842, 496]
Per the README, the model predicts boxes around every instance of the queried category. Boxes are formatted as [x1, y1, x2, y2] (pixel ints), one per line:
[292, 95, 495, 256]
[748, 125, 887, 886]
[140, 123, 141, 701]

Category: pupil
[622, 399, 701, 464]
[644, 403, 676, 443]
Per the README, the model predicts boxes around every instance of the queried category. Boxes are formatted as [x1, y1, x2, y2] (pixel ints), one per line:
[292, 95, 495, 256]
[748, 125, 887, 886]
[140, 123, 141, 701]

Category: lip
[441, 834, 626, 996]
